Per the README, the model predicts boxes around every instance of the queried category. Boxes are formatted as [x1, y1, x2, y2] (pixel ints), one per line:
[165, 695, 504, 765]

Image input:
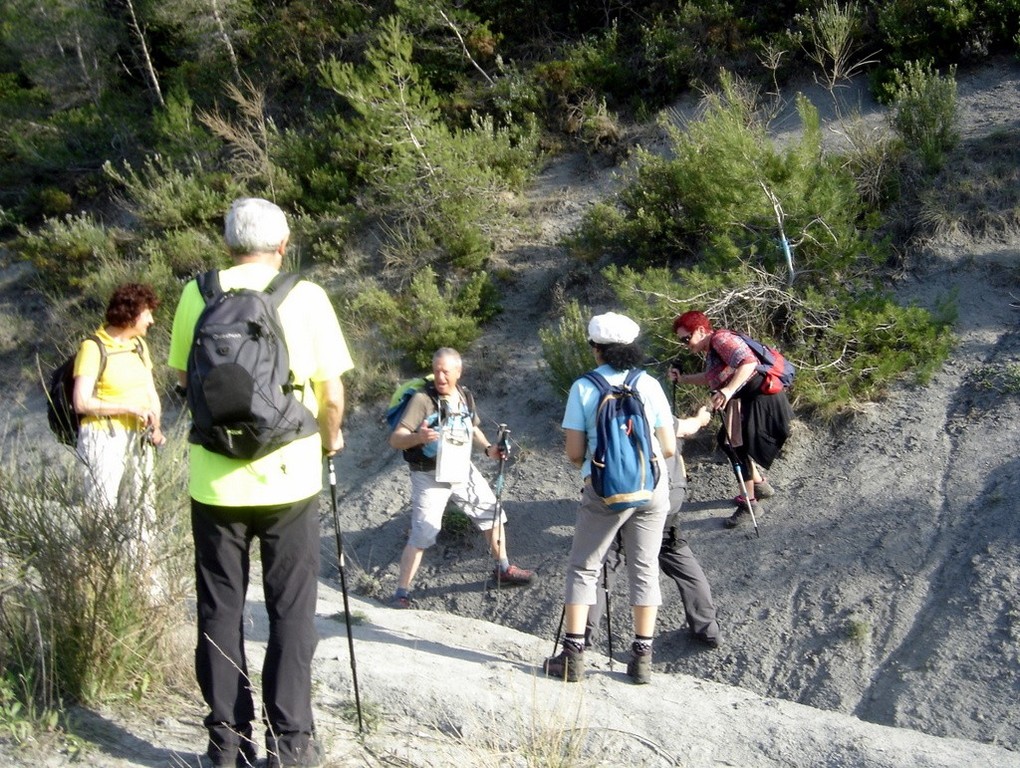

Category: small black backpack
[185, 269, 318, 460]
[46, 335, 143, 447]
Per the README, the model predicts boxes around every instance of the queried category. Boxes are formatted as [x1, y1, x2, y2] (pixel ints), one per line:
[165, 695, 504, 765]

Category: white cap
[588, 312, 640, 345]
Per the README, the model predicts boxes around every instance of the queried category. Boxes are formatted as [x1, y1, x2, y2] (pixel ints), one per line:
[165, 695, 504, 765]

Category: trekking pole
[732, 458, 760, 538]
[491, 424, 510, 589]
[718, 408, 760, 538]
[327, 456, 364, 733]
[552, 605, 565, 656]
[602, 560, 614, 671]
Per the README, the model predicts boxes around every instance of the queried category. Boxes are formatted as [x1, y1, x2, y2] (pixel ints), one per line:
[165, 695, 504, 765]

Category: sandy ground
[2, 59, 1020, 767]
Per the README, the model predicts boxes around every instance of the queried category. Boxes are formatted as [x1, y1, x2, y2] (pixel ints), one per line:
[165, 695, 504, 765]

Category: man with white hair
[169, 197, 352, 768]
[388, 347, 535, 608]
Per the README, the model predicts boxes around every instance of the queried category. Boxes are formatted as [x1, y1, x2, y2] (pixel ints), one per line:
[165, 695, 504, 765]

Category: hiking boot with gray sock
[543, 647, 584, 682]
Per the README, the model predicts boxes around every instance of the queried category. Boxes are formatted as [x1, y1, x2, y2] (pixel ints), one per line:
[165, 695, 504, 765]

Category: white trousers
[77, 424, 157, 573]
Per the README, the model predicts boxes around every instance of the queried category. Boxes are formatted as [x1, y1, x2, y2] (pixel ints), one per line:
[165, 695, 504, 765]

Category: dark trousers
[192, 494, 320, 766]
[588, 525, 720, 645]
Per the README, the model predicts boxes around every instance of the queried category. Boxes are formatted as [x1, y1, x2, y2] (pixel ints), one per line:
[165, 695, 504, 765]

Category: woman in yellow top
[73, 283, 165, 579]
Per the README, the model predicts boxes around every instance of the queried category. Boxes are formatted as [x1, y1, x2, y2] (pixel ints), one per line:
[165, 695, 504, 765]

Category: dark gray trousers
[192, 494, 320, 767]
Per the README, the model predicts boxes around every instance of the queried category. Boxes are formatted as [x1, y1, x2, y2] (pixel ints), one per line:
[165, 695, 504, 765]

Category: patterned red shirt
[705, 329, 757, 390]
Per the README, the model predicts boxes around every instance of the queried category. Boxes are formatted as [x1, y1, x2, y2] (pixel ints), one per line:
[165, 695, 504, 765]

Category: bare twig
[436, 7, 494, 86]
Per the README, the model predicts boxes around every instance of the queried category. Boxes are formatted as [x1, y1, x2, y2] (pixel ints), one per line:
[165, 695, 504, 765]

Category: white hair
[432, 347, 462, 368]
[224, 198, 290, 255]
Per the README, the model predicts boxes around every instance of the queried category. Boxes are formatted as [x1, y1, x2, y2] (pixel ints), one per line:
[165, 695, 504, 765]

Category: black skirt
[720, 373, 794, 469]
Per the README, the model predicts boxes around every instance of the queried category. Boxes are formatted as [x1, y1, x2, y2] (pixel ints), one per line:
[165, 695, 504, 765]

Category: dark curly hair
[105, 283, 160, 327]
[593, 341, 645, 371]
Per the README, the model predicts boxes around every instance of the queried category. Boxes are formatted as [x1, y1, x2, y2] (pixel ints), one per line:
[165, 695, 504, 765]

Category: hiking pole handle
[496, 424, 511, 457]
[328, 458, 344, 568]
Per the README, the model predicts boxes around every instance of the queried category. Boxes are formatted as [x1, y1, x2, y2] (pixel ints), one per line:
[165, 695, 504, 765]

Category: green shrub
[538, 299, 592, 396]
[137, 228, 226, 280]
[876, 0, 1015, 73]
[319, 17, 536, 274]
[150, 86, 219, 162]
[33, 187, 73, 217]
[886, 60, 959, 173]
[16, 214, 121, 293]
[102, 155, 244, 232]
[640, 0, 749, 102]
[570, 72, 870, 283]
[350, 267, 492, 369]
[439, 504, 474, 546]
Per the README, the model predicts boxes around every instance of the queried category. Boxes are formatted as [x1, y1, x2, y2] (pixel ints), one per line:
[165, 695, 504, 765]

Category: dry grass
[0, 419, 194, 750]
[917, 130, 1020, 242]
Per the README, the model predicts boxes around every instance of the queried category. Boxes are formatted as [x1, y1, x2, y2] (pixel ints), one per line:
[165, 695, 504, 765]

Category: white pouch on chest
[435, 411, 473, 484]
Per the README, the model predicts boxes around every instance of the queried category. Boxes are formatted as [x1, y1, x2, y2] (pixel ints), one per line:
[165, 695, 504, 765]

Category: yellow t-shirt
[168, 263, 354, 507]
[73, 328, 154, 431]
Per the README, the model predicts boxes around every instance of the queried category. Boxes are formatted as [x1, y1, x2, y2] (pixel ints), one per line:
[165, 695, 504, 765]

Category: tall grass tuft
[0, 419, 193, 734]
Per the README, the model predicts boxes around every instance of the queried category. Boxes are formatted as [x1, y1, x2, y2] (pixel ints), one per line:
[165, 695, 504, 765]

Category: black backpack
[185, 269, 318, 460]
[46, 334, 143, 447]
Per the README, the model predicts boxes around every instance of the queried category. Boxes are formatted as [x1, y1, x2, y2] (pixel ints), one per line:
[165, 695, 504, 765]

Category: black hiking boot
[626, 649, 652, 684]
[543, 647, 584, 682]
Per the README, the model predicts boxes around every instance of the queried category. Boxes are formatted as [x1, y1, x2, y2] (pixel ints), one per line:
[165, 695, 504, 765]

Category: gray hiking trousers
[587, 516, 721, 645]
[563, 464, 669, 608]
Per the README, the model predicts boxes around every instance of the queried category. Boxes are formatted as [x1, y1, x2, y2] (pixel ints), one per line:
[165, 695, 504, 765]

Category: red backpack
[736, 333, 795, 394]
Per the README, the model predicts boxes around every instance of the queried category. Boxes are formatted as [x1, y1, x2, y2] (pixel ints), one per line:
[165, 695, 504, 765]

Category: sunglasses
[677, 332, 692, 342]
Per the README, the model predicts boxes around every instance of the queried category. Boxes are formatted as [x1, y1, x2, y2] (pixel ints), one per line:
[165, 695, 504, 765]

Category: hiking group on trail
[51, 196, 794, 765]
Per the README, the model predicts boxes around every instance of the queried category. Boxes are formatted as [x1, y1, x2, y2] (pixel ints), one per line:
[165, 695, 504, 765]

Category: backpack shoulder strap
[264, 271, 302, 308]
[195, 269, 222, 304]
[458, 385, 476, 417]
[83, 333, 109, 382]
[133, 337, 149, 369]
[583, 370, 610, 394]
[623, 368, 644, 388]
[735, 332, 773, 366]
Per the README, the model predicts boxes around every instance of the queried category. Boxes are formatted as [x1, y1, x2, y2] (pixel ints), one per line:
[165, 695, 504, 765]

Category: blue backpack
[584, 369, 661, 512]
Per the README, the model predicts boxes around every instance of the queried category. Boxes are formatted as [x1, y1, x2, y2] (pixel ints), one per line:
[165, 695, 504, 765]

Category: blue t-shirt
[561, 365, 673, 479]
